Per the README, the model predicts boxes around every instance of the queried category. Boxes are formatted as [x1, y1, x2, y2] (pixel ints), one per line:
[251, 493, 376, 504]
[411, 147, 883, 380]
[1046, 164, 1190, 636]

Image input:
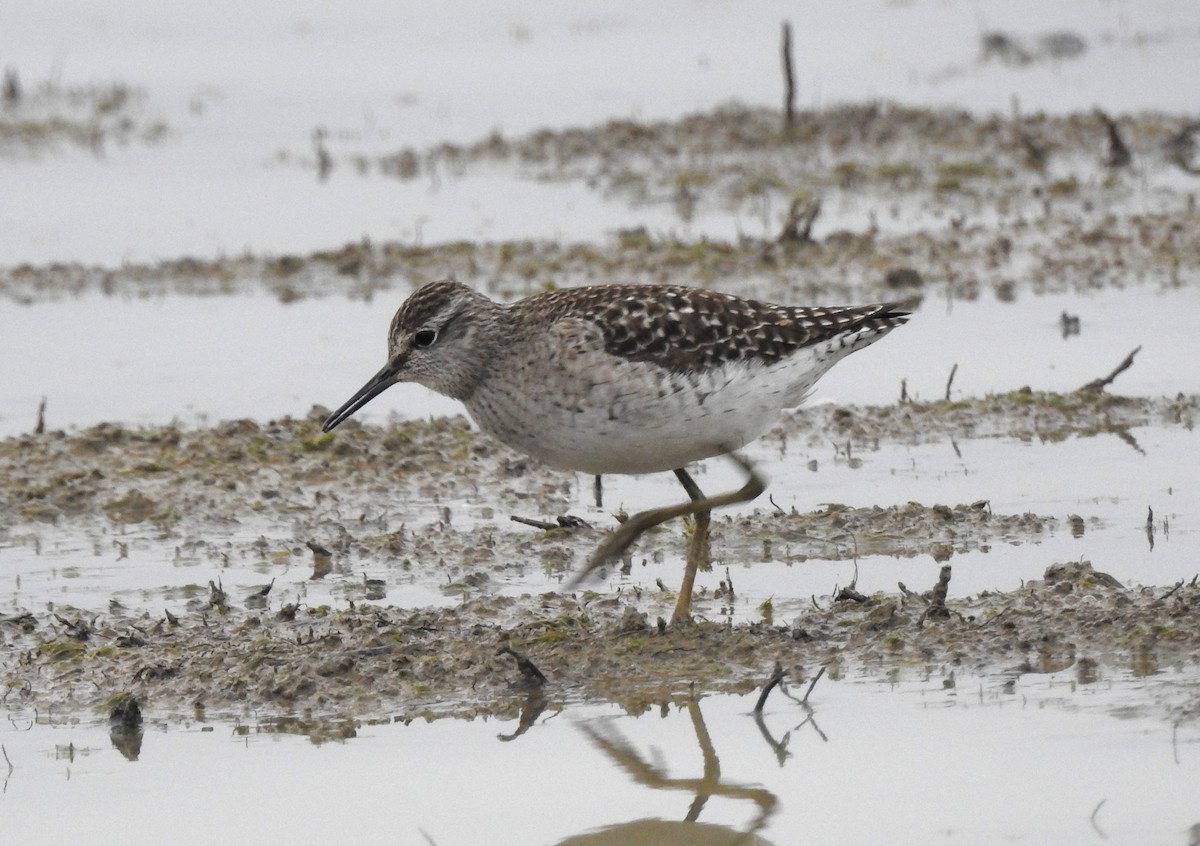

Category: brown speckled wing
[521, 285, 908, 373]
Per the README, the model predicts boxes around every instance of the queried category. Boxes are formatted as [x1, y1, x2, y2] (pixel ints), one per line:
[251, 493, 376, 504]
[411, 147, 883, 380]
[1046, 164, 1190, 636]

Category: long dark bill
[322, 361, 399, 432]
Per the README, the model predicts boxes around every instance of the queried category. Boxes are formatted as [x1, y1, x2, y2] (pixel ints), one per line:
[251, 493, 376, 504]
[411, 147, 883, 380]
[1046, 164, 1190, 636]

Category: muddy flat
[3, 390, 1197, 726]
[4, 4, 1200, 842]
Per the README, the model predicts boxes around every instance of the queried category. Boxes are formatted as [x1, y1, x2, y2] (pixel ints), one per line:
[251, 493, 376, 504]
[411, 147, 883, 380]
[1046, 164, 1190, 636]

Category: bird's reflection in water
[557, 698, 778, 846]
[497, 689, 552, 742]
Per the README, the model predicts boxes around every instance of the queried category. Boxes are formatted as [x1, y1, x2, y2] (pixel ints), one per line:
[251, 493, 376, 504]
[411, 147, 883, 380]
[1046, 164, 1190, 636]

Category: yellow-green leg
[568, 451, 766, 626]
[670, 467, 710, 626]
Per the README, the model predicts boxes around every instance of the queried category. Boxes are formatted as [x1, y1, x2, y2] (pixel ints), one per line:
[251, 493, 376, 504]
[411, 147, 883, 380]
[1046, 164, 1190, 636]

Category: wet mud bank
[3, 102, 1198, 736]
[2, 393, 1196, 731]
[3, 393, 1193, 529]
[3, 556, 1199, 733]
[4, 104, 1198, 306]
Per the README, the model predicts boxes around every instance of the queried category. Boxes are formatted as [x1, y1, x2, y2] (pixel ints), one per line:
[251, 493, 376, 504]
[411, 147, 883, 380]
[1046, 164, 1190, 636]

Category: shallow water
[2, 409, 1193, 632]
[3, 0, 1200, 265]
[3, 676, 1198, 845]
[5, 284, 1197, 437]
[3, 280, 1196, 627]
[3, 2, 1200, 842]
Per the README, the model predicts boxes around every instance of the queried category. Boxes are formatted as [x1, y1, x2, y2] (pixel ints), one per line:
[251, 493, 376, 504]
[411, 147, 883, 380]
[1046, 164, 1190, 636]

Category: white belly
[466, 348, 836, 475]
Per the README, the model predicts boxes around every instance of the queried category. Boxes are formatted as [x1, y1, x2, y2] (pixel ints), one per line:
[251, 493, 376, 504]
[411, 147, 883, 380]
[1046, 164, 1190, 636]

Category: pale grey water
[3, 0, 1199, 266]
[3, 677, 1198, 845]
[3, 2, 1200, 844]
[5, 285, 1198, 438]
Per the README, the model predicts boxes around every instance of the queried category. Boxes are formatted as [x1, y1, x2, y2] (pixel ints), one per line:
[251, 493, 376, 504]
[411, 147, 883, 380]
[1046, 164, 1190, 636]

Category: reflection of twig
[754, 663, 830, 763]
[752, 710, 792, 766]
[1089, 798, 1108, 839]
[795, 711, 829, 743]
[1112, 428, 1145, 456]
[1078, 346, 1140, 393]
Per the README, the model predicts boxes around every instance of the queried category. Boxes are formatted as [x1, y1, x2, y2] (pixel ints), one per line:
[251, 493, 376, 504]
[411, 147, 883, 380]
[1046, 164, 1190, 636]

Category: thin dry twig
[801, 665, 826, 704]
[1078, 346, 1140, 393]
[510, 515, 558, 531]
[1095, 108, 1131, 168]
[917, 565, 954, 625]
[778, 195, 820, 243]
[0, 612, 36, 626]
[754, 662, 787, 713]
[497, 645, 547, 687]
[781, 21, 796, 136]
[975, 608, 1009, 630]
[898, 582, 928, 605]
[1166, 122, 1200, 175]
[834, 561, 867, 603]
[1158, 579, 1185, 602]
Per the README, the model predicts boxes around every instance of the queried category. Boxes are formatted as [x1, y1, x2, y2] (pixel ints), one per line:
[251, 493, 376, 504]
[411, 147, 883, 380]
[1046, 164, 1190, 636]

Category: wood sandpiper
[323, 280, 908, 625]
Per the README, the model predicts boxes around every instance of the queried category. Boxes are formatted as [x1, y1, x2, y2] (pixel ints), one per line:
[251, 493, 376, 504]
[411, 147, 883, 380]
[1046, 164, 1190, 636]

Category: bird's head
[322, 280, 500, 432]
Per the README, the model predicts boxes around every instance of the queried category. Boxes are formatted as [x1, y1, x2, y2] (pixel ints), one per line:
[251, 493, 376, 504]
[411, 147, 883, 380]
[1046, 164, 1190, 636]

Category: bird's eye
[413, 329, 437, 348]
